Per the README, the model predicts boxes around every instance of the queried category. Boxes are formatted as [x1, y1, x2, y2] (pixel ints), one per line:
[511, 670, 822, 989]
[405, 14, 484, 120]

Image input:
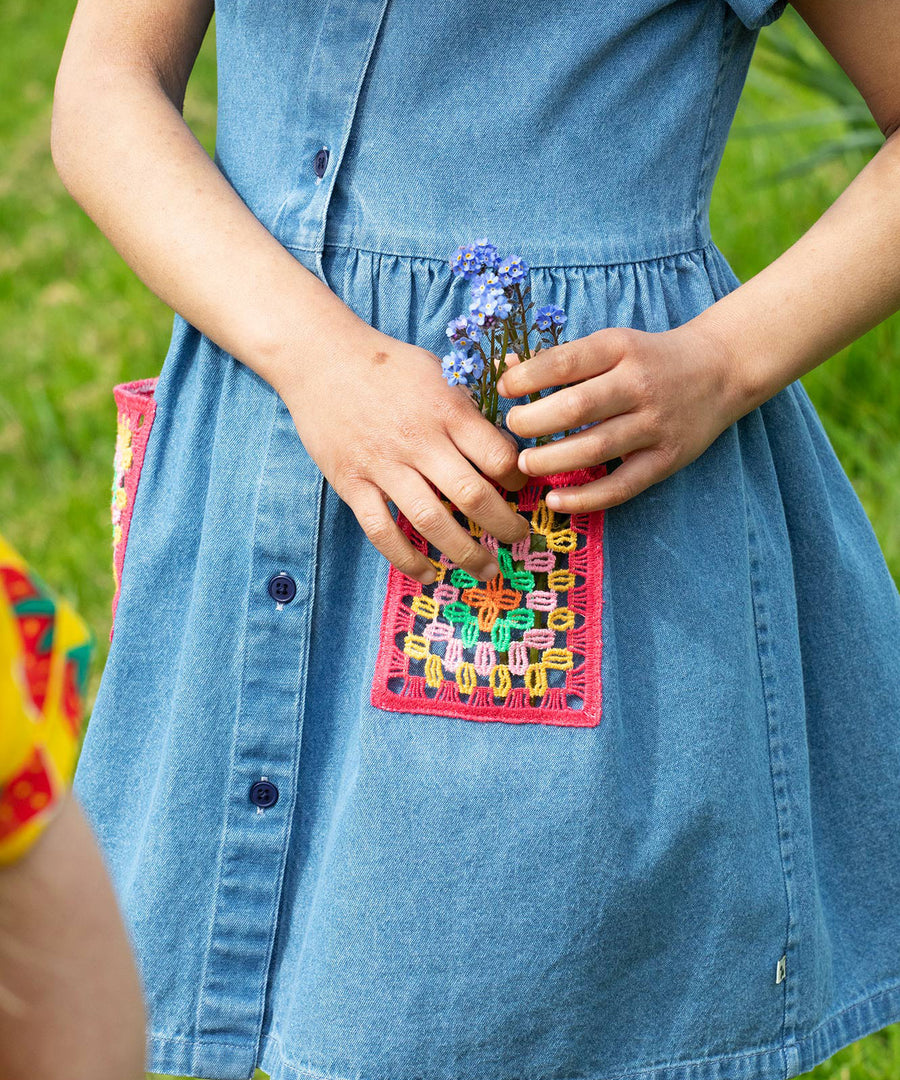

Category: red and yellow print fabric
[0, 533, 94, 866]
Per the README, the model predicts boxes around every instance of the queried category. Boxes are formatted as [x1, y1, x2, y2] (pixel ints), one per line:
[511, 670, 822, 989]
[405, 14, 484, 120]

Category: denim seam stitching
[150, 1030, 251, 1049]
[794, 977, 900, 1038]
[152, 978, 900, 1062]
[285, 238, 720, 270]
[692, 0, 735, 235]
[257, 1031, 794, 1080]
[745, 493, 798, 1080]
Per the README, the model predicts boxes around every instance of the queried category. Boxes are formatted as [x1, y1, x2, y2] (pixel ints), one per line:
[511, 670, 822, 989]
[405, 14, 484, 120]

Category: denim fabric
[73, 1, 900, 1079]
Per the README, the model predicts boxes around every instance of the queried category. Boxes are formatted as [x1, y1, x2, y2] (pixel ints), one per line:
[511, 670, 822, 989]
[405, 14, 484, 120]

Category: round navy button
[249, 780, 279, 808]
[313, 146, 329, 178]
[268, 572, 296, 603]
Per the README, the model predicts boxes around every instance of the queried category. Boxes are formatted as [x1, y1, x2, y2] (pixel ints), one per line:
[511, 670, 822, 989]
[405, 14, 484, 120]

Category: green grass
[1, 4, 898, 1079]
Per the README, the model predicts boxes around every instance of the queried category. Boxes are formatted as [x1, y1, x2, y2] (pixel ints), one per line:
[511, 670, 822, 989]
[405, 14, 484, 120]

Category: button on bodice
[313, 146, 330, 178]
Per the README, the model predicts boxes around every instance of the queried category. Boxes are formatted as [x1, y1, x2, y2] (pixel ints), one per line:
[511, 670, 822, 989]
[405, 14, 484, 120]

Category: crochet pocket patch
[110, 377, 159, 642]
[371, 463, 606, 726]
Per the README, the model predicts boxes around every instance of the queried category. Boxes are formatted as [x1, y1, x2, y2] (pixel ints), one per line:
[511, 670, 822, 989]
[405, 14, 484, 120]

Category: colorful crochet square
[110, 377, 159, 642]
[371, 463, 606, 726]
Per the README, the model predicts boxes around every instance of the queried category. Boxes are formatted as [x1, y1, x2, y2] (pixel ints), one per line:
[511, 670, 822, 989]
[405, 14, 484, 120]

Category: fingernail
[418, 568, 437, 585]
[482, 561, 500, 580]
[518, 450, 531, 472]
[546, 491, 563, 508]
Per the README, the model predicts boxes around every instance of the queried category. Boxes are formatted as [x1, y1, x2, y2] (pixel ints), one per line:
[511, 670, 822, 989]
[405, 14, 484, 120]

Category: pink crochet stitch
[109, 377, 158, 642]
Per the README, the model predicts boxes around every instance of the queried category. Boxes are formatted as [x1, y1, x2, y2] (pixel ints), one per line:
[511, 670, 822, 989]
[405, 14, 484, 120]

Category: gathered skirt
[73, 237, 900, 1080]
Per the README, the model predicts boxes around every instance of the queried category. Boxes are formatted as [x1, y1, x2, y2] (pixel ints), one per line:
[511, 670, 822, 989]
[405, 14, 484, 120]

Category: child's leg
[0, 793, 147, 1080]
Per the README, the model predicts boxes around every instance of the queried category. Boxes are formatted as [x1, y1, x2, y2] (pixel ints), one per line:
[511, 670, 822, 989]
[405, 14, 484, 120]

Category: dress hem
[144, 978, 900, 1080]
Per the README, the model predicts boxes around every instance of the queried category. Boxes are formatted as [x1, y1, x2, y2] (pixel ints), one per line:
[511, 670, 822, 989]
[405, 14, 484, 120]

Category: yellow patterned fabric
[0, 532, 94, 866]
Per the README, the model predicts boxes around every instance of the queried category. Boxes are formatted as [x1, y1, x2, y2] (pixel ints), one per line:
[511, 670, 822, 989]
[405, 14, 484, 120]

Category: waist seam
[282, 236, 719, 270]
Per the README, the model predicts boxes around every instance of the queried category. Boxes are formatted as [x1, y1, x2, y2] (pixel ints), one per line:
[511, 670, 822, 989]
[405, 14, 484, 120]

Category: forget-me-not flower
[469, 271, 513, 327]
[497, 255, 529, 288]
[458, 351, 484, 380]
[446, 315, 483, 349]
[441, 349, 473, 386]
[472, 238, 501, 274]
[534, 304, 567, 331]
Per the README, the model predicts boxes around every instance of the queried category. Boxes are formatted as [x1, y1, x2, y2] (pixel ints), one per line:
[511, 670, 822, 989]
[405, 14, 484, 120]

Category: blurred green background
[1, 2, 898, 1078]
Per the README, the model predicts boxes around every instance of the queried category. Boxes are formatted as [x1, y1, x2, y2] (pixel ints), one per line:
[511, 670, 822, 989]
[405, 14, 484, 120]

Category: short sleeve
[0, 532, 94, 866]
[725, 0, 789, 30]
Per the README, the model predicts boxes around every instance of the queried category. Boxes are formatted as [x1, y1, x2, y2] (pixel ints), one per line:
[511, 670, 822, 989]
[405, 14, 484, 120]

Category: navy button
[268, 572, 296, 603]
[313, 146, 329, 178]
[249, 780, 279, 808]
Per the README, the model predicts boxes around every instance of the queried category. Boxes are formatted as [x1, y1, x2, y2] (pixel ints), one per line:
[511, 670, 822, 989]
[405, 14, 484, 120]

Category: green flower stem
[488, 325, 497, 420]
[491, 323, 510, 423]
[476, 340, 489, 411]
[513, 283, 549, 446]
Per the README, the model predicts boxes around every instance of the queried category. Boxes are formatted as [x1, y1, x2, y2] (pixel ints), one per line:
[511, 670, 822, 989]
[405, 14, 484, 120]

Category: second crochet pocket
[371, 463, 607, 726]
[109, 377, 159, 642]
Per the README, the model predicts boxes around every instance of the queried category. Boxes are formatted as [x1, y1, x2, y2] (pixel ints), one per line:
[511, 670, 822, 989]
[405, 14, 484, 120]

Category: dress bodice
[212, 0, 787, 271]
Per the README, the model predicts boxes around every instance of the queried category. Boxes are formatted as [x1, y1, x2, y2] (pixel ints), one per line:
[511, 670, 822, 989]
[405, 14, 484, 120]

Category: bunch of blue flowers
[443, 238, 567, 446]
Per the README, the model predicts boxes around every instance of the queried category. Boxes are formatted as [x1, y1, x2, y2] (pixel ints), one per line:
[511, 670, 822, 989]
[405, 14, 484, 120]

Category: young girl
[52, 0, 900, 1078]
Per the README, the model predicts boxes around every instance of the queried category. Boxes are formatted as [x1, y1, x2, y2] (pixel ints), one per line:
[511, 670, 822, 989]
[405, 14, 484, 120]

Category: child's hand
[496, 323, 748, 513]
[276, 326, 531, 585]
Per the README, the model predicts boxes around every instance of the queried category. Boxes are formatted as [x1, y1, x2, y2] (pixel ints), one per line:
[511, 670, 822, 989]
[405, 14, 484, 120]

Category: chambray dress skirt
[73, 238, 900, 1080]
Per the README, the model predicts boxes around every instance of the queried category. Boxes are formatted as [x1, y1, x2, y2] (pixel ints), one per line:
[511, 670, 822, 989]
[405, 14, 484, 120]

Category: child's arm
[498, 0, 900, 513]
[51, 0, 529, 586]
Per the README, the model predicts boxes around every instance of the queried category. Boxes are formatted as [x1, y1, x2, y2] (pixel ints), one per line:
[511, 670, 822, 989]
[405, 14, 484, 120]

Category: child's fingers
[418, 443, 530, 546]
[505, 369, 635, 440]
[496, 330, 628, 398]
[382, 466, 502, 582]
[445, 406, 530, 494]
[496, 352, 522, 372]
[518, 414, 653, 477]
[345, 482, 439, 585]
[543, 446, 671, 512]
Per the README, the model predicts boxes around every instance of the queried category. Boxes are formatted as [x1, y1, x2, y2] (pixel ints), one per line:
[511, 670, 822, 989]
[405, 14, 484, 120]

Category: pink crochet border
[110, 377, 159, 643]
[371, 462, 607, 727]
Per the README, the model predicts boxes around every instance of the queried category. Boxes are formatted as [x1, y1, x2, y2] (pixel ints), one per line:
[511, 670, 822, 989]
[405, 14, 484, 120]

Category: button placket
[302, 0, 395, 282]
[190, 0, 392, 1062]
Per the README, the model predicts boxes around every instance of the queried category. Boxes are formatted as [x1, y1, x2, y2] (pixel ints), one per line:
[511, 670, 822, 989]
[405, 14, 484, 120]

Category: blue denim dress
[73, 0, 900, 1078]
